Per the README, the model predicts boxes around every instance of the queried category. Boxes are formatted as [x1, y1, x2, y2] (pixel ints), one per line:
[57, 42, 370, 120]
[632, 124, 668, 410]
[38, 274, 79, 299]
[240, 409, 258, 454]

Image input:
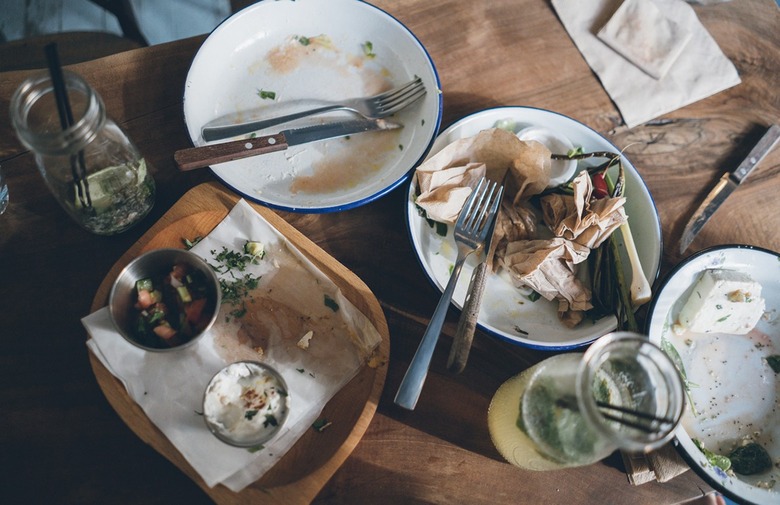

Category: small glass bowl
[202, 361, 291, 448]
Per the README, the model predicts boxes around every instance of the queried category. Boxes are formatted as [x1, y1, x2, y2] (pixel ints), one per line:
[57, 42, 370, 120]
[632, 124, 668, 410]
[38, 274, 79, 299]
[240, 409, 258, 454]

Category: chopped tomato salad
[132, 262, 214, 347]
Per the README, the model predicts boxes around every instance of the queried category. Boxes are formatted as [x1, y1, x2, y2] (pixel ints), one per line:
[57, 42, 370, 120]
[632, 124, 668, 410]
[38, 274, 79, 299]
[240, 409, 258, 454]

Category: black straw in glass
[44, 43, 92, 209]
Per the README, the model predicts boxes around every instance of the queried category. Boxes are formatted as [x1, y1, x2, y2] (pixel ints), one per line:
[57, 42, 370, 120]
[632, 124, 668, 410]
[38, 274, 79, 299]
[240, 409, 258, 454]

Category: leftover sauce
[203, 361, 289, 446]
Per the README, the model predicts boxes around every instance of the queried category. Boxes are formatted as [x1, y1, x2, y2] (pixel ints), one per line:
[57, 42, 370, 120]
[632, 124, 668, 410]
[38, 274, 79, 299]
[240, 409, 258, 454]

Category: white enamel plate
[183, 0, 442, 212]
[406, 107, 662, 350]
[647, 245, 780, 505]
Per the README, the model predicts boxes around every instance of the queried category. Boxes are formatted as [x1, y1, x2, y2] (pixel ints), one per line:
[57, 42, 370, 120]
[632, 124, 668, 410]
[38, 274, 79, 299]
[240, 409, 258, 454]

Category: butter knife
[175, 118, 401, 171]
[679, 124, 780, 254]
[446, 185, 503, 373]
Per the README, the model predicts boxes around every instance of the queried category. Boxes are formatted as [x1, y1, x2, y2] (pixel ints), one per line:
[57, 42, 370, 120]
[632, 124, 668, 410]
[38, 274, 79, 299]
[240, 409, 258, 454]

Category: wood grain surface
[1, 0, 778, 504]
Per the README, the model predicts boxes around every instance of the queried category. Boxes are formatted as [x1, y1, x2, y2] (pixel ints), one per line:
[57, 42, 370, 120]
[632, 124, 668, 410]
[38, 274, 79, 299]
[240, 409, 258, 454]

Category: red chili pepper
[592, 172, 609, 199]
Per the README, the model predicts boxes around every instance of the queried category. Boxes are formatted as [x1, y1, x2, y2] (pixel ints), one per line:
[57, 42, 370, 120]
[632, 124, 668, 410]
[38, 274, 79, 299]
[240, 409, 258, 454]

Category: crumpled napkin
[414, 128, 550, 224]
[500, 237, 593, 326]
[82, 199, 382, 492]
[622, 444, 690, 485]
[552, 0, 741, 127]
[540, 171, 627, 249]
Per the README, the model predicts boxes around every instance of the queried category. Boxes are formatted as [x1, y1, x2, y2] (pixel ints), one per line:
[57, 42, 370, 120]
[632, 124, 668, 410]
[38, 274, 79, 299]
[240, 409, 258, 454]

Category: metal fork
[394, 178, 503, 410]
[201, 77, 426, 141]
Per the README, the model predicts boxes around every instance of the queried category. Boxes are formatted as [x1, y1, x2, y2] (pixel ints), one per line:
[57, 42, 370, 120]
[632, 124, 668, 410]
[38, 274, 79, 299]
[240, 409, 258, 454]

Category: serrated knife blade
[679, 124, 780, 254]
[175, 118, 402, 171]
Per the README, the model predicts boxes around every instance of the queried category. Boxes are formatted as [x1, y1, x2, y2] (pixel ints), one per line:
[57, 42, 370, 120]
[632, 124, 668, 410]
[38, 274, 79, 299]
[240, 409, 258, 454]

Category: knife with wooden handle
[175, 118, 401, 171]
[679, 124, 780, 254]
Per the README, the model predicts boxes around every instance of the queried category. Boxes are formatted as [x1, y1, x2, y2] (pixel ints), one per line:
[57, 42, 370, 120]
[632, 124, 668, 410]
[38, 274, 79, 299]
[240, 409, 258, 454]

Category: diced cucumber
[136, 278, 154, 292]
[177, 285, 192, 303]
[244, 241, 265, 258]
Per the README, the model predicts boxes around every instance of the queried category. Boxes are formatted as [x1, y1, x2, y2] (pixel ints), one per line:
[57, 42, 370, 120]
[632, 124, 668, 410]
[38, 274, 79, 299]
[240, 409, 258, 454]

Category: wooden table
[1, 1, 777, 503]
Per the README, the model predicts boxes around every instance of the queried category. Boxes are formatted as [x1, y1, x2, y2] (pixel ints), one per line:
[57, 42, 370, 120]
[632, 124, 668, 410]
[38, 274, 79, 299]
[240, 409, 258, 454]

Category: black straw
[556, 396, 677, 434]
[44, 43, 92, 209]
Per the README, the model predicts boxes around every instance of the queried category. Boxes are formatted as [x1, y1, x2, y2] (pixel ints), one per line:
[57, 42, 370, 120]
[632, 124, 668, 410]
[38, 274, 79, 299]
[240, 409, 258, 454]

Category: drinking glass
[488, 332, 685, 470]
[10, 70, 154, 235]
[0, 165, 8, 214]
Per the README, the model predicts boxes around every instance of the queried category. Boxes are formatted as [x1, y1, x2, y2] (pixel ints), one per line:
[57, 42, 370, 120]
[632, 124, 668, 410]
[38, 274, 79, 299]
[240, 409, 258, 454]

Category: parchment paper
[83, 199, 382, 492]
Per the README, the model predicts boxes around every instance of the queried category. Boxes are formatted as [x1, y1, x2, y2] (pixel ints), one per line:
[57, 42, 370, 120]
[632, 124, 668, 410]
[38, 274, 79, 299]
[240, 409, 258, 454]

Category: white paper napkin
[552, 0, 741, 127]
[83, 199, 382, 492]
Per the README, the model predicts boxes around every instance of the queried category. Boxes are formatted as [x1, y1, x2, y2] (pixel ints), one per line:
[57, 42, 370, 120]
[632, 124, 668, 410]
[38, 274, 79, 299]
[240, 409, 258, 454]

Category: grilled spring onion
[584, 155, 639, 331]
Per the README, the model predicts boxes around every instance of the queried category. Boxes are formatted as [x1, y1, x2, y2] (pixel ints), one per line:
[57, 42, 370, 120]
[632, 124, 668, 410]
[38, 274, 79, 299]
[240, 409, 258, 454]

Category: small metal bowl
[108, 248, 221, 352]
[202, 361, 290, 448]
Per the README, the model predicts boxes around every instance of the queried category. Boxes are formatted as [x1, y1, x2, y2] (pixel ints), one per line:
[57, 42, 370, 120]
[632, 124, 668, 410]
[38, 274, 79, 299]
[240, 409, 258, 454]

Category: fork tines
[458, 178, 503, 243]
[375, 77, 426, 115]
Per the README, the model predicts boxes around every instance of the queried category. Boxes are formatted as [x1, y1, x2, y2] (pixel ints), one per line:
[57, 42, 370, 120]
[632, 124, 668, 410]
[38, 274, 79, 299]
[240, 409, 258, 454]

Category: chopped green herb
[717, 314, 731, 322]
[182, 236, 202, 250]
[296, 35, 311, 46]
[399, 144, 404, 150]
[693, 439, 731, 472]
[312, 417, 332, 432]
[263, 414, 278, 428]
[247, 445, 264, 453]
[324, 294, 339, 312]
[526, 291, 541, 302]
[715, 304, 723, 309]
[513, 326, 529, 335]
[245, 409, 259, 420]
[296, 368, 305, 374]
[248, 132, 257, 139]
[257, 89, 276, 100]
[210, 243, 264, 321]
[362, 41, 376, 58]
[435, 221, 447, 237]
[567, 146, 584, 158]
[766, 355, 780, 373]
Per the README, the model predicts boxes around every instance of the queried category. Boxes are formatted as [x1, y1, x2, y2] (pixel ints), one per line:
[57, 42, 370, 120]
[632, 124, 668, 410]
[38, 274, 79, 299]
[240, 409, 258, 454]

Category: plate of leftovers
[183, 0, 441, 212]
[406, 106, 662, 350]
[647, 245, 780, 505]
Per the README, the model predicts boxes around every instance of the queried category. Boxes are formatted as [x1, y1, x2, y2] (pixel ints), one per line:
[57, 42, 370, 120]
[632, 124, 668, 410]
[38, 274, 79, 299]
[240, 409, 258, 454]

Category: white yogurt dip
[203, 361, 290, 447]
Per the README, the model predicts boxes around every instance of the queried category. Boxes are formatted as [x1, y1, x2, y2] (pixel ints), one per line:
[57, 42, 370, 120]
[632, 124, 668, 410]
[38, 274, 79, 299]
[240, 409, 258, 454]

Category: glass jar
[10, 70, 154, 235]
[488, 332, 685, 470]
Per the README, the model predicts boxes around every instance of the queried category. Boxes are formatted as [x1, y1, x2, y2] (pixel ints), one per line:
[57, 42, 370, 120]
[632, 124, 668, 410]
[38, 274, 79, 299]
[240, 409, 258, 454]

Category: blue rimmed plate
[647, 245, 780, 505]
[183, 0, 441, 212]
[406, 106, 662, 350]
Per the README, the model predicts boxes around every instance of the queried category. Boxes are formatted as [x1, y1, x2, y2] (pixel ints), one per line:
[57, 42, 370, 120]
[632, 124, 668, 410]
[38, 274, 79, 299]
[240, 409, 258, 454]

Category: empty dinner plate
[183, 0, 442, 212]
[406, 106, 662, 350]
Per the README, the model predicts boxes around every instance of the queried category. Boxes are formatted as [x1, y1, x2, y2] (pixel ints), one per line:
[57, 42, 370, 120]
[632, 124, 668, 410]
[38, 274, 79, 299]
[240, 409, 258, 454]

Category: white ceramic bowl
[406, 106, 662, 350]
[183, 0, 442, 212]
[646, 245, 780, 505]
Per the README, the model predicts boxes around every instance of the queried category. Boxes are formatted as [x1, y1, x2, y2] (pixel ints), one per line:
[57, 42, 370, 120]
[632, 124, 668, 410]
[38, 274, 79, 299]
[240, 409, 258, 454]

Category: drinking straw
[44, 43, 92, 209]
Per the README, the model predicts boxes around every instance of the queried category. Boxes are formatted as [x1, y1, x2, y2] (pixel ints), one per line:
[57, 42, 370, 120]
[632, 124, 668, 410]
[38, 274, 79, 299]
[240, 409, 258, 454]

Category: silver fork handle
[395, 250, 472, 410]
[201, 103, 346, 142]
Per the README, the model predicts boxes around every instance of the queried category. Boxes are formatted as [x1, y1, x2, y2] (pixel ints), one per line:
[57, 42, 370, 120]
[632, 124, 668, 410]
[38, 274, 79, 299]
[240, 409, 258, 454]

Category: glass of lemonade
[488, 332, 685, 470]
[10, 70, 154, 235]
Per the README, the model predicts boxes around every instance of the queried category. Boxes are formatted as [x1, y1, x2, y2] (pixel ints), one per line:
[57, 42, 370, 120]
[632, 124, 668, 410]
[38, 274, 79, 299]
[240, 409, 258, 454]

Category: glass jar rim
[576, 331, 685, 453]
[10, 70, 105, 156]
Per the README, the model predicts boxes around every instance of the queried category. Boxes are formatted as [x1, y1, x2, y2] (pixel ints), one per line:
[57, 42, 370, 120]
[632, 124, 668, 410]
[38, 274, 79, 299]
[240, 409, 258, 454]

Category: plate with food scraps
[646, 245, 780, 505]
[406, 106, 662, 350]
[183, 0, 442, 212]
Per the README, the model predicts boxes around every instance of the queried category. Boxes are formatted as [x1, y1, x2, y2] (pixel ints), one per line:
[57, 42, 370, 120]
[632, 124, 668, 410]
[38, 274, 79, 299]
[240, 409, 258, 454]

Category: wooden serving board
[88, 182, 390, 504]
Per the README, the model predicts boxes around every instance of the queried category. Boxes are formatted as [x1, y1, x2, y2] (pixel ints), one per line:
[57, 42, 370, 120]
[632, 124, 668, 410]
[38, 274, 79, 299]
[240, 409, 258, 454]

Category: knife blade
[679, 124, 780, 254]
[446, 184, 503, 374]
[175, 118, 402, 171]
[201, 100, 341, 142]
